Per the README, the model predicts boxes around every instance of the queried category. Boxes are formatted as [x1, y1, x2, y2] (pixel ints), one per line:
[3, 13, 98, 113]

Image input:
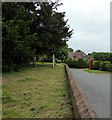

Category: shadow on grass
[3, 62, 53, 74]
[36, 62, 53, 68]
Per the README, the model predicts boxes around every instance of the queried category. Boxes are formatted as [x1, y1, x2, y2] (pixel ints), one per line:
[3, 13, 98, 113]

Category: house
[68, 52, 87, 60]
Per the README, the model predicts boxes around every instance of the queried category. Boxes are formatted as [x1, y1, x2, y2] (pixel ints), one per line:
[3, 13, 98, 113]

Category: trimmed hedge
[78, 59, 89, 68]
[92, 61, 100, 70]
[92, 60, 112, 72]
[65, 59, 111, 72]
[105, 63, 112, 72]
[100, 61, 110, 71]
[64, 60, 77, 68]
[64, 59, 89, 68]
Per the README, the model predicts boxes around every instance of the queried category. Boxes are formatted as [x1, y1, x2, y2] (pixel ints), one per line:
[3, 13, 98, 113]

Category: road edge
[65, 64, 98, 119]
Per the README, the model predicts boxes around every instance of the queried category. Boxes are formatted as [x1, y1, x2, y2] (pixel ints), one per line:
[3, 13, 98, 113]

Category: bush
[100, 61, 110, 71]
[64, 60, 77, 68]
[105, 64, 112, 72]
[56, 60, 62, 63]
[44, 56, 52, 62]
[2, 64, 20, 72]
[64, 59, 88, 68]
[78, 59, 89, 68]
[2, 65, 10, 72]
[92, 60, 100, 70]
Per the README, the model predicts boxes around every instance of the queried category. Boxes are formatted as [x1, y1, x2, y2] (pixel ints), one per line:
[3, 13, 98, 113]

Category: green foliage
[32, 2, 73, 55]
[56, 45, 72, 61]
[75, 49, 83, 53]
[2, 64, 20, 72]
[2, 3, 36, 72]
[110, 54, 112, 63]
[44, 55, 52, 62]
[78, 59, 89, 68]
[100, 61, 110, 71]
[56, 60, 62, 63]
[92, 60, 112, 72]
[68, 48, 74, 52]
[92, 61, 100, 70]
[64, 59, 88, 68]
[88, 52, 112, 72]
[64, 60, 76, 68]
[88, 52, 111, 62]
[105, 63, 112, 72]
[2, 2, 73, 72]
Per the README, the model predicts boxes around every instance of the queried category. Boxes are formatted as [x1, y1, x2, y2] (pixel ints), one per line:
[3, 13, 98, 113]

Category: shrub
[64, 60, 77, 68]
[92, 60, 100, 70]
[2, 65, 10, 72]
[78, 59, 89, 68]
[64, 59, 88, 68]
[105, 64, 112, 72]
[44, 56, 52, 62]
[100, 61, 110, 71]
[2, 64, 20, 72]
[56, 60, 62, 63]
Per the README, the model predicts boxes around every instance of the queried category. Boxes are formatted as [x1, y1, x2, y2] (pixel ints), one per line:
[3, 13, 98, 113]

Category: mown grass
[82, 69, 110, 73]
[2, 63, 74, 118]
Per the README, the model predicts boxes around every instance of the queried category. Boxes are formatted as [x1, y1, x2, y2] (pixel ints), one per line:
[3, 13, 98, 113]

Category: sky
[57, 0, 111, 54]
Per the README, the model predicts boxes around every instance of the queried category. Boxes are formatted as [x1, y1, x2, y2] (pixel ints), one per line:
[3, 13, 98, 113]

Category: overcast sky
[57, 0, 111, 54]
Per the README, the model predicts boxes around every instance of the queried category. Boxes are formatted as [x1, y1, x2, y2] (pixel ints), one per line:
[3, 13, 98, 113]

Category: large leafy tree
[93, 52, 111, 61]
[2, 1, 73, 71]
[87, 52, 112, 62]
[33, 2, 73, 66]
[2, 2, 37, 71]
[18, 2, 73, 66]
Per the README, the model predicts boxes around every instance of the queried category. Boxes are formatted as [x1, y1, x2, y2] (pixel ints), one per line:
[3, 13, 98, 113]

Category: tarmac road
[70, 68, 110, 118]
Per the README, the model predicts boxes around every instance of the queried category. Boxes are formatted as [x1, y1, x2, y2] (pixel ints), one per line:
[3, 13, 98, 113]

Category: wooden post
[53, 53, 55, 67]
[34, 56, 37, 67]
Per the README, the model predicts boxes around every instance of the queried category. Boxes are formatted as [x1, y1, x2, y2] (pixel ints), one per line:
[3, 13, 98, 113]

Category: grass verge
[2, 63, 74, 118]
[82, 69, 110, 73]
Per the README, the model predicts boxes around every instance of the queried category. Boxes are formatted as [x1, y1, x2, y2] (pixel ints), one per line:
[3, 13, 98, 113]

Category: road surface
[70, 69, 110, 118]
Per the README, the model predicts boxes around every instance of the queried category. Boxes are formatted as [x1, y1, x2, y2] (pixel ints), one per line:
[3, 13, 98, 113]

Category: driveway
[70, 69, 110, 118]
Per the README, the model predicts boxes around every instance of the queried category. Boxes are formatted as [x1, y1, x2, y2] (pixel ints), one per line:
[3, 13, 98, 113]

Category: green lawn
[2, 63, 74, 118]
[82, 69, 110, 73]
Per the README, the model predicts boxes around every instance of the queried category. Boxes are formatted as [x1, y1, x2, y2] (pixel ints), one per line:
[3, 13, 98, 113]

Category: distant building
[68, 52, 87, 60]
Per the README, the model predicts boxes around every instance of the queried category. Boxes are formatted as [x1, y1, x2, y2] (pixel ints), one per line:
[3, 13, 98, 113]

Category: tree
[87, 52, 111, 62]
[17, 2, 73, 67]
[56, 45, 69, 61]
[2, 3, 37, 71]
[2, 1, 73, 71]
[75, 49, 83, 52]
[27, 2, 73, 67]
[68, 48, 74, 52]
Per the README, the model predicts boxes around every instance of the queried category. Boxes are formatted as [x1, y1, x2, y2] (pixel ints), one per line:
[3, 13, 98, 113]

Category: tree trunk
[53, 53, 55, 67]
[34, 56, 37, 67]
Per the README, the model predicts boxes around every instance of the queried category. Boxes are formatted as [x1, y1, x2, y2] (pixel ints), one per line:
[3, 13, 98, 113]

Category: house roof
[68, 52, 86, 59]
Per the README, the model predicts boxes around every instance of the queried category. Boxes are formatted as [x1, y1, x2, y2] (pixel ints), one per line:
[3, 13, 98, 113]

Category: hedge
[105, 63, 112, 72]
[92, 60, 100, 70]
[100, 61, 110, 71]
[65, 59, 111, 72]
[64, 59, 88, 68]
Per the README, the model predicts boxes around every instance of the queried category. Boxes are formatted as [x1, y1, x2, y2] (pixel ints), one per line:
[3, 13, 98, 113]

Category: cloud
[58, 0, 111, 54]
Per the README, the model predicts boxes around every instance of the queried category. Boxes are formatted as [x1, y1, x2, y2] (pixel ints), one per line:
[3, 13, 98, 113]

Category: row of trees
[2, 1, 73, 71]
[88, 52, 112, 62]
